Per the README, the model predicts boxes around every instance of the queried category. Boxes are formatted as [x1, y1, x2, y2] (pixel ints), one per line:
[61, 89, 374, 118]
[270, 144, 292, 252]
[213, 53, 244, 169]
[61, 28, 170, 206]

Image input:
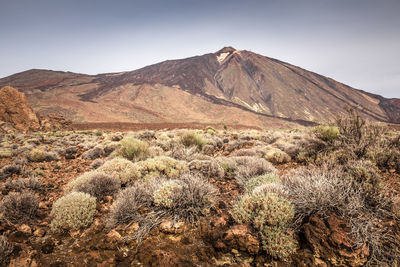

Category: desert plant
[245, 174, 281, 193]
[50, 192, 96, 232]
[264, 148, 291, 164]
[180, 131, 207, 150]
[97, 158, 140, 184]
[230, 156, 277, 186]
[71, 172, 121, 199]
[312, 125, 340, 142]
[231, 192, 296, 260]
[81, 147, 104, 160]
[153, 180, 183, 208]
[3, 177, 42, 193]
[117, 136, 149, 160]
[108, 179, 157, 227]
[90, 159, 104, 169]
[0, 191, 39, 223]
[283, 166, 399, 266]
[188, 159, 225, 179]
[260, 226, 297, 260]
[0, 235, 13, 267]
[136, 156, 188, 180]
[27, 148, 59, 162]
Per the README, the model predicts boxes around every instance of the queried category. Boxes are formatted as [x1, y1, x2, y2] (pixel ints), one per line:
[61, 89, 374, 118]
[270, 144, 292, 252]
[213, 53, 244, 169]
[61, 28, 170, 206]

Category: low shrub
[108, 173, 216, 241]
[97, 158, 140, 184]
[69, 172, 121, 199]
[0, 235, 13, 267]
[0, 164, 21, 179]
[90, 159, 104, 169]
[231, 192, 296, 260]
[230, 156, 276, 186]
[312, 125, 340, 142]
[108, 180, 157, 227]
[117, 136, 149, 160]
[3, 177, 42, 193]
[0, 149, 13, 158]
[50, 192, 96, 232]
[264, 148, 291, 164]
[81, 147, 104, 160]
[180, 131, 207, 150]
[136, 156, 188, 180]
[188, 159, 224, 179]
[27, 148, 59, 162]
[153, 180, 183, 208]
[245, 174, 281, 193]
[0, 191, 39, 223]
[283, 166, 399, 265]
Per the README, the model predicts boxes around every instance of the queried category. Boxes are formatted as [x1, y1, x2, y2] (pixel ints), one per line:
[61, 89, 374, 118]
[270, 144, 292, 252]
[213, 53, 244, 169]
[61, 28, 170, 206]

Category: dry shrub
[283, 165, 399, 266]
[264, 148, 291, 164]
[50, 192, 96, 232]
[188, 159, 224, 179]
[0, 235, 13, 267]
[230, 156, 277, 186]
[245, 174, 281, 193]
[72, 173, 121, 199]
[81, 147, 104, 160]
[3, 177, 42, 193]
[108, 173, 216, 242]
[97, 158, 140, 184]
[27, 148, 59, 162]
[108, 179, 157, 227]
[0, 191, 39, 223]
[90, 159, 104, 169]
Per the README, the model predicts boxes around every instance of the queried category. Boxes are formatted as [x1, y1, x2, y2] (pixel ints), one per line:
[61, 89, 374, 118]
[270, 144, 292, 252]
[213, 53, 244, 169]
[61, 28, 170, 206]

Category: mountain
[1, 47, 399, 127]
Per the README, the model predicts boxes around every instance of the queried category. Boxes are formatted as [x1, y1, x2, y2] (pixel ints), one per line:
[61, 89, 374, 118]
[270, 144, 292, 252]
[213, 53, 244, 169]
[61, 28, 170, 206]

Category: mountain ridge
[0, 47, 399, 126]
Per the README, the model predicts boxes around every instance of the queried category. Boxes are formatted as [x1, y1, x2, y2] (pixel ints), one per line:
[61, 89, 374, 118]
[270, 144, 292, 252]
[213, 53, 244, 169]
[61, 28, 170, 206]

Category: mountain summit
[0, 48, 399, 127]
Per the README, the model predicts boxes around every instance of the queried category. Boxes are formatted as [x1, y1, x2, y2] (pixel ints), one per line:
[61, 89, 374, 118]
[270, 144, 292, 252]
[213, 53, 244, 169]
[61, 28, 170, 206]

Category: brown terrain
[1, 47, 398, 129]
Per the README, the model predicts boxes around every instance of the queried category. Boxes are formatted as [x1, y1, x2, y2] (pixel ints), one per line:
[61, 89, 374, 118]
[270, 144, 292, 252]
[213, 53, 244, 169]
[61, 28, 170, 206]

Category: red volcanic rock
[0, 86, 40, 132]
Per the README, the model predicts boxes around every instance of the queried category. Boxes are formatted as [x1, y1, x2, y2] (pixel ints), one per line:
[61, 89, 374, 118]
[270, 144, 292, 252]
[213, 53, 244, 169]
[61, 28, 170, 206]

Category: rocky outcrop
[0, 86, 40, 132]
[39, 113, 72, 131]
[296, 212, 370, 266]
[0, 86, 72, 133]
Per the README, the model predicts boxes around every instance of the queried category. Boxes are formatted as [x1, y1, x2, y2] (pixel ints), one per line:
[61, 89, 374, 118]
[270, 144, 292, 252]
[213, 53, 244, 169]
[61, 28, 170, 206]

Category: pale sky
[0, 0, 399, 98]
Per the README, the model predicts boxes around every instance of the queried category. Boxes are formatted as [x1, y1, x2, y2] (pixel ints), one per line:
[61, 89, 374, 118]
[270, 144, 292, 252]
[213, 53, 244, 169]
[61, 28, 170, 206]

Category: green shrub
[153, 180, 183, 208]
[260, 226, 297, 260]
[50, 192, 96, 232]
[136, 156, 188, 180]
[313, 125, 340, 142]
[180, 131, 207, 150]
[118, 136, 149, 160]
[231, 192, 296, 260]
[0, 191, 39, 223]
[245, 174, 281, 193]
[97, 158, 140, 184]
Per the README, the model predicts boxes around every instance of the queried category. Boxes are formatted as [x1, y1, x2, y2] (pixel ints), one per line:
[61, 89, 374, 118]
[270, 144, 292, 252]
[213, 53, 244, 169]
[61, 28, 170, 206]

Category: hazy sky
[0, 0, 399, 98]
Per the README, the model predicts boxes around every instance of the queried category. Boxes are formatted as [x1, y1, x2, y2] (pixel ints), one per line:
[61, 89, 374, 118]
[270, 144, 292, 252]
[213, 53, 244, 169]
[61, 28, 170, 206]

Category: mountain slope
[0, 47, 398, 126]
